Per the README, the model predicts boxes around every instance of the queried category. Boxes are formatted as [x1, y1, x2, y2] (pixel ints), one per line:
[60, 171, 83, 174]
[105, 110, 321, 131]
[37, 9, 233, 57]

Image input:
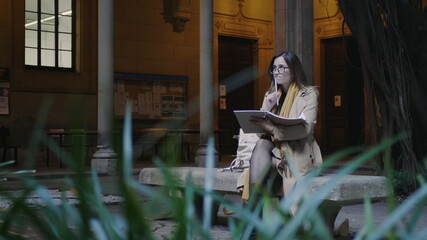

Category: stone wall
[0, 0, 275, 166]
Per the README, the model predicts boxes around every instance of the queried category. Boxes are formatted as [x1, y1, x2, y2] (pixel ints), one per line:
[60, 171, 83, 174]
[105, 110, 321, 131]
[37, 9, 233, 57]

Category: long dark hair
[267, 51, 309, 92]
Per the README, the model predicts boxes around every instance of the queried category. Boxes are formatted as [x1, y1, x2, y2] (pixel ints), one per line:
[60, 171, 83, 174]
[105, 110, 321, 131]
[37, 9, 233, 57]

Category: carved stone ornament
[163, 0, 192, 33]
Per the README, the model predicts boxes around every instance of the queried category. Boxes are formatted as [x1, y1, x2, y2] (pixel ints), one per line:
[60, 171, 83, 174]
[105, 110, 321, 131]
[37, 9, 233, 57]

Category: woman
[243, 51, 322, 206]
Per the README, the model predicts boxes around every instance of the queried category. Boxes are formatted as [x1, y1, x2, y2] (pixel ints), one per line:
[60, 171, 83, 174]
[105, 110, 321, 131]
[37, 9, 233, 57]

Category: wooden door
[323, 36, 364, 155]
[218, 36, 255, 157]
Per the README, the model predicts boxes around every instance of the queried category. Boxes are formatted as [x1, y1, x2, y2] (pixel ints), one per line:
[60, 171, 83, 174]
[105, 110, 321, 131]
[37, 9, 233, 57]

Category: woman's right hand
[261, 92, 279, 111]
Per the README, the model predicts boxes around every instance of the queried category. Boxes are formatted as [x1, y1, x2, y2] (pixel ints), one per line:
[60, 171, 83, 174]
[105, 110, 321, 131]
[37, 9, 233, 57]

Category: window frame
[24, 0, 76, 71]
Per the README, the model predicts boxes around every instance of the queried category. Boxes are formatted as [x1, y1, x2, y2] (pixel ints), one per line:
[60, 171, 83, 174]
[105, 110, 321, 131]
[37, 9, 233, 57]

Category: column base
[91, 146, 117, 175]
[195, 145, 218, 167]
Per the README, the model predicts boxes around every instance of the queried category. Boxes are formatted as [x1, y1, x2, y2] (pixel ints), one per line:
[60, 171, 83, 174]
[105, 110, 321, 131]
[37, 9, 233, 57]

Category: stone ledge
[139, 167, 241, 194]
[139, 167, 388, 204]
[310, 174, 388, 205]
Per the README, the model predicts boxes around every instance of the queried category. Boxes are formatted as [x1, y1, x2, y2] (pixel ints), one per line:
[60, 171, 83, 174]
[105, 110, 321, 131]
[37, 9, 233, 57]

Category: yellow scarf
[279, 82, 300, 118]
[241, 81, 300, 200]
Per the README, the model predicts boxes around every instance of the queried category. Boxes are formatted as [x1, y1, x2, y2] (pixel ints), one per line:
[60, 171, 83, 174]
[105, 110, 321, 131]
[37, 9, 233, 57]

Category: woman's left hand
[250, 116, 275, 134]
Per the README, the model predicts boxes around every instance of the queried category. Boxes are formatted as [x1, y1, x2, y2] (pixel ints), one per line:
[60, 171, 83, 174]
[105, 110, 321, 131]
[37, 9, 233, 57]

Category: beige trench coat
[237, 86, 322, 199]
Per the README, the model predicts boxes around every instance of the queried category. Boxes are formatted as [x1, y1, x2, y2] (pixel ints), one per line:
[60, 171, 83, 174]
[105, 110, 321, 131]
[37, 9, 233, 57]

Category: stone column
[92, 0, 117, 175]
[275, 0, 314, 85]
[195, 0, 218, 167]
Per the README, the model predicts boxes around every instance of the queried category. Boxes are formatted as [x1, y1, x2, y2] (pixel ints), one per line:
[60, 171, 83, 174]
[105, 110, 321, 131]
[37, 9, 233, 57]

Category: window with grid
[25, 0, 74, 69]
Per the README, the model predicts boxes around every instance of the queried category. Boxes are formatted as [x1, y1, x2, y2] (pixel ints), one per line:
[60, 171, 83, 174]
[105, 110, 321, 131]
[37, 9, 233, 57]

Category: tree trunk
[338, 0, 427, 188]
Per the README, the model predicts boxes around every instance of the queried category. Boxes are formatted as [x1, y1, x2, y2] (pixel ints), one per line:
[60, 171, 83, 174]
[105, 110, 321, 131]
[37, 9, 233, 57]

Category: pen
[274, 79, 279, 106]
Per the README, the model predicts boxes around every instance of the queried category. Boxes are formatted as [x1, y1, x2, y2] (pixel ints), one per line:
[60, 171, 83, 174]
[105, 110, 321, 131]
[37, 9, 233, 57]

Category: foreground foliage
[0, 104, 426, 239]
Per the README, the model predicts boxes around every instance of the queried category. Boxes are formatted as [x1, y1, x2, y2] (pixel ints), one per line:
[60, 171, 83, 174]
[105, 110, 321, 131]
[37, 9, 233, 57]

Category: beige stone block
[114, 40, 126, 58]
[162, 23, 174, 35]
[185, 29, 199, 47]
[245, 0, 274, 20]
[115, 22, 139, 41]
[191, 0, 200, 13]
[314, 0, 340, 20]
[174, 46, 198, 63]
[179, 11, 199, 31]
[114, 4, 126, 21]
[122, 40, 150, 59]
[137, 60, 163, 74]
[135, 43, 151, 60]
[142, 8, 164, 24]
[122, 6, 144, 23]
[115, 57, 138, 73]
[148, 43, 174, 61]
[162, 29, 186, 45]
[137, 25, 163, 42]
[121, 0, 160, 8]
[160, 61, 187, 76]
[141, 0, 162, 9]
[11, 92, 97, 128]
[187, 63, 199, 83]
[214, 1, 239, 16]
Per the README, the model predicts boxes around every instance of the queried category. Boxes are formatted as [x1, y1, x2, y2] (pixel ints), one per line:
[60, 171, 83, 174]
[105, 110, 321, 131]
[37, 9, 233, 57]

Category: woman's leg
[243, 138, 275, 239]
[249, 138, 275, 187]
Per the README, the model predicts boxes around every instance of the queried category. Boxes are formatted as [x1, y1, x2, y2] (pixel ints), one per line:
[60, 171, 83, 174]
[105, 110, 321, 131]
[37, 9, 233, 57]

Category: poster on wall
[162, 96, 174, 118]
[173, 96, 186, 118]
[113, 73, 188, 119]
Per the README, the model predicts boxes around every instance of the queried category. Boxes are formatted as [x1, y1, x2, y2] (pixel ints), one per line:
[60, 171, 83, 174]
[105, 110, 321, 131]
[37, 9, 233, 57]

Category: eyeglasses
[269, 65, 289, 74]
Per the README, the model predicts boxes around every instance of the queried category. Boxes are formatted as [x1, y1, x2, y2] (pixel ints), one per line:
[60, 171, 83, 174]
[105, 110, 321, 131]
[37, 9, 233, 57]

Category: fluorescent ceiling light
[25, 10, 72, 27]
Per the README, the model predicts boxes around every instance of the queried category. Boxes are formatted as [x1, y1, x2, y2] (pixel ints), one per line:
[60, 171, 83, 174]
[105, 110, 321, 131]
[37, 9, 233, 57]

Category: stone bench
[139, 167, 388, 231]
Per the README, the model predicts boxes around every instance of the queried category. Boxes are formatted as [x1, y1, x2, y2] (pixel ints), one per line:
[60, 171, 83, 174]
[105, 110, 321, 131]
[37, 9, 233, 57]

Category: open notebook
[234, 110, 306, 133]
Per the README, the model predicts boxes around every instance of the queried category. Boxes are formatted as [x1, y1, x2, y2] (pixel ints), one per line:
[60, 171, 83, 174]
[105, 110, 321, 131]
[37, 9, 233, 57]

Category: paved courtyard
[1, 167, 426, 239]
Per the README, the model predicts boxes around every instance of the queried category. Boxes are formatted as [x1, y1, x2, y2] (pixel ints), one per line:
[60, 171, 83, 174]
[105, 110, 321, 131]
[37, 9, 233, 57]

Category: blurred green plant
[0, 160, 35, 183]
[0, 101, 426, 240]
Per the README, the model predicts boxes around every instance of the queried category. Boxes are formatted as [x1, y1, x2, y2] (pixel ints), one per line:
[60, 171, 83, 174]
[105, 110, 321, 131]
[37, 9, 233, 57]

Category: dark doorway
[218, 36, 255, 158]
[323, 36, 364, 155]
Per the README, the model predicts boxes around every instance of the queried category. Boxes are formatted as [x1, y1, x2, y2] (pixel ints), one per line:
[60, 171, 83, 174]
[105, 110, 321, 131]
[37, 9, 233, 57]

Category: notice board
[114, 73, 188, 120]
[0, 68, 10, 115]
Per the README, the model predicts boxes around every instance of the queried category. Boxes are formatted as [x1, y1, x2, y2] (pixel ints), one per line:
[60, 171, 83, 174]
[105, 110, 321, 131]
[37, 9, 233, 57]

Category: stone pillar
[275, 0, 314, 85]
[195, 0, 218, 167]
[92, 0, 117, 175]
